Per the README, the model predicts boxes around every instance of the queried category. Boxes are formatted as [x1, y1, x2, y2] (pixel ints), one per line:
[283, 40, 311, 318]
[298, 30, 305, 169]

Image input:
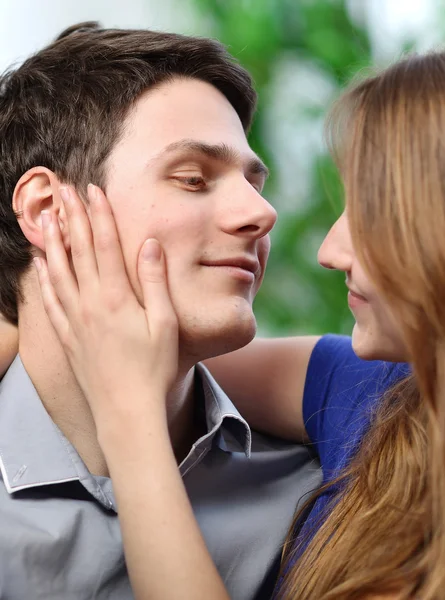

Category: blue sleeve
[303, 334, 410, 479]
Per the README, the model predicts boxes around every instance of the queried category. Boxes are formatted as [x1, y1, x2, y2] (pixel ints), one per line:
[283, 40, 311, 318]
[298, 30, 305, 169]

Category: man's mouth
[200, 257, 261, 282]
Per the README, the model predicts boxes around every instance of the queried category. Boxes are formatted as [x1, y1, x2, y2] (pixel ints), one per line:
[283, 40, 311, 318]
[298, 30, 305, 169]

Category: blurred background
[1, 0, 443, 336]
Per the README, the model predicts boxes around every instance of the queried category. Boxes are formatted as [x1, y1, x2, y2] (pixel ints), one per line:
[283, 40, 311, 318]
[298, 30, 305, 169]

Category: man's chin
[179, 313, 257, 363]
[218, 318, 257, 356]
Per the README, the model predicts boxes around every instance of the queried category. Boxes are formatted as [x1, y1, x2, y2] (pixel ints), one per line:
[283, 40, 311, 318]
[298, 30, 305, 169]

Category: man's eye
[248, 177, 265, 195]
[174, 176, 207, 191]
[251, 183, 263, 194]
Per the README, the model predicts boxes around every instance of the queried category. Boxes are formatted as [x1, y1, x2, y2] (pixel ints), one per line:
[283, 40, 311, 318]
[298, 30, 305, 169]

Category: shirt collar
[0, 355, 80, 494]
[0, 357, 252, 497]
[195, 363, 252, 458]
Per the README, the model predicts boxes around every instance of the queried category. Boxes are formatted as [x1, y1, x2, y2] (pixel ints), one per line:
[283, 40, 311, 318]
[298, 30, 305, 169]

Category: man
[0, 22, 321, 599]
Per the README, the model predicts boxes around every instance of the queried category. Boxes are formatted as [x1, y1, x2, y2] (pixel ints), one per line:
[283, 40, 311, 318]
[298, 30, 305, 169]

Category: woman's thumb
[137, 239, 177, 332]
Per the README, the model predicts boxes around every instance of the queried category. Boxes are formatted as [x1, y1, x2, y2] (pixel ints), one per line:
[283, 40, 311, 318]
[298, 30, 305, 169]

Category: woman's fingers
[42, 209, 79, 316]
[33, 257, 69, 342]
[60, 186, 99, 294]
[88, 185, 132, 297]
[138, 239, 178, 340]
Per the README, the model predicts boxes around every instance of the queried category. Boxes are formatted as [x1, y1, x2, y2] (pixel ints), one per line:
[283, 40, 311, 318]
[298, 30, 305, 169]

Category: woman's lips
[347, 289, 368, 309]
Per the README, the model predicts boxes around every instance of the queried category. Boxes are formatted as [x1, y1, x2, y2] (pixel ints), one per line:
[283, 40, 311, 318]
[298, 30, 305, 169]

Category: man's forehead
[125, 80, 248, 145]
[115, 79, 265, 174]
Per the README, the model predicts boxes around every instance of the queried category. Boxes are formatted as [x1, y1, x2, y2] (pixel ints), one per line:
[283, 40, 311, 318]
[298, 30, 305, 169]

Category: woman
[1, 51, 443, 598]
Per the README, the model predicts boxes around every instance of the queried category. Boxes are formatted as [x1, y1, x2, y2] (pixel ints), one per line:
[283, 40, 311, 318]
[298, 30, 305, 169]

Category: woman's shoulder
[303, 334, 409, 472]
[304, 334, 409, 417]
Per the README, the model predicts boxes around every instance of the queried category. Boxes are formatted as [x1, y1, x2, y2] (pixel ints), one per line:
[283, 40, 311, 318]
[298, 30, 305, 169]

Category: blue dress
[275, 334, 410, 594]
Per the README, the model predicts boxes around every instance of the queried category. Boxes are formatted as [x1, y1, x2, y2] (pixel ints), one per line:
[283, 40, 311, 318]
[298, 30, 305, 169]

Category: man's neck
[166, 369, 203, 464]
[18, 296, 199, 476]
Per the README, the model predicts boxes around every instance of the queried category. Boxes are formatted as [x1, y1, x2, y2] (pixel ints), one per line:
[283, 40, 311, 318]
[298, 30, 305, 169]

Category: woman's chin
[351, 322, 407, 363]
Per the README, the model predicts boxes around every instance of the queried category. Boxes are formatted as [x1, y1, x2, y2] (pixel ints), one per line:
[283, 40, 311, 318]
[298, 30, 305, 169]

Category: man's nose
[318, 212, 353, 272]
[219, 180, 277, 239]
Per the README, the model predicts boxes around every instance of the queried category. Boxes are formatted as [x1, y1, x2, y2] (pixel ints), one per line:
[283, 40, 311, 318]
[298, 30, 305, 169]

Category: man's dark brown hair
[0, 22, 257, 324]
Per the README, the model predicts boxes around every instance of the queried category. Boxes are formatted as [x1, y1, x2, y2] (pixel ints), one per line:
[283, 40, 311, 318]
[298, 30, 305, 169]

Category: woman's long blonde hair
[278, 52, 445, 599]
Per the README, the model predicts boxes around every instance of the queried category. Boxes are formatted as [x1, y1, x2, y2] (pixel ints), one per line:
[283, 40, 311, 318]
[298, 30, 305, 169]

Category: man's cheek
[259, 237, 271, 267]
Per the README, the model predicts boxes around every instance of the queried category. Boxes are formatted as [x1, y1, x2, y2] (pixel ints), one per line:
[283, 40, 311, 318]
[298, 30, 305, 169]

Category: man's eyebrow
[150, 139, 269, 178]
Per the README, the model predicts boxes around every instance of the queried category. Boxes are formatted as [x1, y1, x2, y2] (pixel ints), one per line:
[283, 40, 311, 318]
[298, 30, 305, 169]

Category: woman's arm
[204, 335, 320, 442]
[99, 410, 229, 600]
[35, 185, 229, 600]
[0, 317, 18, 377]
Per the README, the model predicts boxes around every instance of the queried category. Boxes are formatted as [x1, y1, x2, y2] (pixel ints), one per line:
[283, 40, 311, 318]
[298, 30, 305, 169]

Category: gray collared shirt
[0, 356, 321, 600]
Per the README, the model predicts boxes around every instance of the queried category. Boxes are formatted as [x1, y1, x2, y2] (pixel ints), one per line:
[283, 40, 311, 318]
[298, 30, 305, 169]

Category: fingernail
[59, 186, 72, 205]
[41, 210, 51, 229]
[87, 183, 98, 203]
[33, 257, 42, 272]
[142, 239, 161, 262]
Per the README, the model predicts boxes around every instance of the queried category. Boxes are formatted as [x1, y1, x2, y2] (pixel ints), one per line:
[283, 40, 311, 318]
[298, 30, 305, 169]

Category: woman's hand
[0, 317, 18, 378]
[34, 184, 229, 600]
[34, 184, 178, 433]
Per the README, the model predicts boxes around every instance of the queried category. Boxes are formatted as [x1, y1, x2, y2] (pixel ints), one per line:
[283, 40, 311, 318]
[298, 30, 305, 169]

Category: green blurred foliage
[192, 0, 374, 335]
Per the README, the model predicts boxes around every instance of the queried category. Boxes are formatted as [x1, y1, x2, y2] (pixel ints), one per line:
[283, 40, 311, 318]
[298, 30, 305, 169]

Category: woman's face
[318, 212, 407, 362]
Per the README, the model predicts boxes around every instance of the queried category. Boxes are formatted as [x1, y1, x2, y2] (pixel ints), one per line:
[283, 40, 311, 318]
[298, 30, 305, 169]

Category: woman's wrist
[95, 390, 170, 457]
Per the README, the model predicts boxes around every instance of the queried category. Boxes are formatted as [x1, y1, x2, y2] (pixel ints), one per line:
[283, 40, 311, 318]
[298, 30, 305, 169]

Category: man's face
[105, 78, 277, 362]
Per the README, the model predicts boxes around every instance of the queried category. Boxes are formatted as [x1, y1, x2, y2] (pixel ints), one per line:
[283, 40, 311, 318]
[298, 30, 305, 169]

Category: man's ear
[13, 167, 70, 252]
